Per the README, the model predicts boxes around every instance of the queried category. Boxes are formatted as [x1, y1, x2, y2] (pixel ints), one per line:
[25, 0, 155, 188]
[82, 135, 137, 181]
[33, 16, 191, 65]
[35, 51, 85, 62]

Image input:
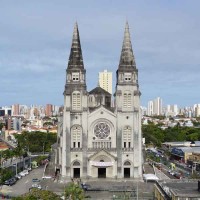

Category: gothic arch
[124, 160, 131, 166]
[73, 160, 81, 166]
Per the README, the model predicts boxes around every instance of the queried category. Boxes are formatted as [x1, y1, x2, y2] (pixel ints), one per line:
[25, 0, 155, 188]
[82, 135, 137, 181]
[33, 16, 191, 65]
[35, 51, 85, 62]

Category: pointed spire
[67, 22, 84, 69]
[118, 21, 136, 70]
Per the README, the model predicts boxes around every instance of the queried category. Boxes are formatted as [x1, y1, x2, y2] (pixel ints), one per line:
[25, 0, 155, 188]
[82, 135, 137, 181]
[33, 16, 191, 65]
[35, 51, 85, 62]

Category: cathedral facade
[55, 22, 143, 180]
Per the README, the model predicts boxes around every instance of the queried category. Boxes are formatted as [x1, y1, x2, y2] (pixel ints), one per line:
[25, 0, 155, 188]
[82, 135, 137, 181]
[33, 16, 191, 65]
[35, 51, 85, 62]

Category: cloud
[1, 0, 200, 106]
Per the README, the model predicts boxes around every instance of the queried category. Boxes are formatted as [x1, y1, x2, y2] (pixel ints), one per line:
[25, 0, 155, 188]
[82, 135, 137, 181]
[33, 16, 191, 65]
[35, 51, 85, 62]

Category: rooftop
[157, 179, 200, 198]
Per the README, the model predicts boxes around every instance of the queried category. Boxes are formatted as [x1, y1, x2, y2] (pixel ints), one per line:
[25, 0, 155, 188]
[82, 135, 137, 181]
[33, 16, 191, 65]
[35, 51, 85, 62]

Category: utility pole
[13, 163, 17, 176]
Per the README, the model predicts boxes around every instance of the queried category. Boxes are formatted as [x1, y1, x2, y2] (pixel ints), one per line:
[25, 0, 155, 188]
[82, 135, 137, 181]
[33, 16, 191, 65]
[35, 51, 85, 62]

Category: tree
[0, 123, 4, 130]
[64, 183, 84, 200]
[12, 188, 61, 200]
[14, 131, 57, 153]
[0, 168, 14, 184]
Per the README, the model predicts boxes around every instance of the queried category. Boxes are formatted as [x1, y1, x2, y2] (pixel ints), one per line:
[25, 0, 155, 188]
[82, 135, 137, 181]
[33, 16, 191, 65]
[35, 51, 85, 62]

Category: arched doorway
[124, 161, 131, 178]
[98, 160, 106, 178]
[73, 161, 80, 178]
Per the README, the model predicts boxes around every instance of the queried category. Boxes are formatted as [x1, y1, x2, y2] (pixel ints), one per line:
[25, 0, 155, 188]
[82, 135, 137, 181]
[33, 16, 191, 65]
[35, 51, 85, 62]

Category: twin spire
[67, 21, 136, 70]
[68, 22, 84, 69]
[118, 21, 136, 70]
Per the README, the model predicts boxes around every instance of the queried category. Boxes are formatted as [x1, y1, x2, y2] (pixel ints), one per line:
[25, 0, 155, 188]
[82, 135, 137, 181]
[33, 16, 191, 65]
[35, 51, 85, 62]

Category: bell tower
[61, 22, 88, 178]
[115, 22, 142, 178]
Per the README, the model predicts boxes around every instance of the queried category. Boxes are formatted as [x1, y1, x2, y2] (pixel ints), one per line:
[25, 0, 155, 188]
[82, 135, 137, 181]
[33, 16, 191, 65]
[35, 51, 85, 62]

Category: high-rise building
[12, 104, 20, 116]
[147, 97, 163, 116]
[45, 104, 53, 117]
[166, 104, 178, 116]
[0, 106, 11, 116]
[54, 22, 143, 180]
[98, 70, 112, 95]
[154, 97, 162, 115]
[147, 101, 153, 116]
[194, 104, 200, 117]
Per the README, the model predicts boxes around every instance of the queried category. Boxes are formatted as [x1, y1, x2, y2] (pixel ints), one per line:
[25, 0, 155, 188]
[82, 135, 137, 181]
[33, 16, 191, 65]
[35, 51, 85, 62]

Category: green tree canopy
[15, 131, 57, 153]
[64, 183, 84, 200]
[12, 188, 61, 200]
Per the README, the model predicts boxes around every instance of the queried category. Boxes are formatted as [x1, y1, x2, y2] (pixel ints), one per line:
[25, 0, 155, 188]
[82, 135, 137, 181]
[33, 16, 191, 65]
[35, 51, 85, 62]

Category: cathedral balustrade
[87, 148, 117, 152]
[92, 141, 112, 149]
[122, 148, 134, 151]
[70, 148, 83, 151]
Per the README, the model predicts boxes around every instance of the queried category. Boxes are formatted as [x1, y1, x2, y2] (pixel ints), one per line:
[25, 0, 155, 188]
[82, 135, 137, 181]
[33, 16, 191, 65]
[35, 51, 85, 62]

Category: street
[0, 166, 44, 197]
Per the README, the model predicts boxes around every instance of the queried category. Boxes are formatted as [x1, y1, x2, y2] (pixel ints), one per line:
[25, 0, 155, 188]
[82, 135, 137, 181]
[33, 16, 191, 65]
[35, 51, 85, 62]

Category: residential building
[166, 104, 178, 117]
[45, 104, 53, 117]
[147, 97, 163, 116]
[12, 104, 20, 116]
[98, 69, 112, 95]
[0, 106, 11, 116]
[194, 104, 200, 117]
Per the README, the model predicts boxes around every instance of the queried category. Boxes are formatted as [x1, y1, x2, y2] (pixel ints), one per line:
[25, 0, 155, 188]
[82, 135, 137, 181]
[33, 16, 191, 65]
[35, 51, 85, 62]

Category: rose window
[94, 122, 110, 139]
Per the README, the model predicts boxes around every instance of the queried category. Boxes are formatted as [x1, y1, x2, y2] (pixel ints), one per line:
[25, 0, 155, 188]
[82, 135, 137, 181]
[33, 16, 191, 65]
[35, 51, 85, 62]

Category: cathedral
[55, 22, 143, 180]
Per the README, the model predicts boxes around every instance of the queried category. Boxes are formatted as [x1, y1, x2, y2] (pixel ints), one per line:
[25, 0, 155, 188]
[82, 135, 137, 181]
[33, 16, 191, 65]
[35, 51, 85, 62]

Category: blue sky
[0, 0, 200, 107]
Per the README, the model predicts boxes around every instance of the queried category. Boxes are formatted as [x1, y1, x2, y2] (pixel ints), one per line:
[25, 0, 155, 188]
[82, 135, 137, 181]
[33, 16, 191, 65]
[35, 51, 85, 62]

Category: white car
[42, 175, 52, 180]
[32, 184, 42, 189]
[19, 171, 26, 177]
[23, 170, 29, 175]
[168, 170, 176, 176]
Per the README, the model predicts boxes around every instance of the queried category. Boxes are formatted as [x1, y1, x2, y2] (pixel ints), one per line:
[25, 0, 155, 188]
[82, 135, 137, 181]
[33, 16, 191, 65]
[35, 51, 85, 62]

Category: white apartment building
[194, 104, 200, 117]
[98, 70, 112, 95]
[147, 97, 163, 116]
[166, 104, 178, 116]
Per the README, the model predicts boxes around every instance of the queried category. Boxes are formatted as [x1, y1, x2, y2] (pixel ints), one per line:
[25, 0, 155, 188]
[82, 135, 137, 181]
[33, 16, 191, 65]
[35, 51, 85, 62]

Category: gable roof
[89, 86, 111, 96]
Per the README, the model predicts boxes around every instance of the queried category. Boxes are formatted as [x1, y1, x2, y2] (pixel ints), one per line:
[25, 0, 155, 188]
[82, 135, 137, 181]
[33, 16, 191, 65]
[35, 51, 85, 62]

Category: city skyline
[1, 1, 200, 107]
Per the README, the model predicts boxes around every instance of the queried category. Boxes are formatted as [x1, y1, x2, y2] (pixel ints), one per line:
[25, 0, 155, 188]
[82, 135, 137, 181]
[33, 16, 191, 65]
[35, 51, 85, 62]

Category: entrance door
[124, 168, 130, 178]
[98, 168, 106, 178]
[73, 168, 80, 178]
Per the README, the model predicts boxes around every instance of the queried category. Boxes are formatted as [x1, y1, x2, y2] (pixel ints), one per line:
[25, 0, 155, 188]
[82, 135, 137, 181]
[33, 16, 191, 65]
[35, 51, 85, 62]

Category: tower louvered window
[72, 73, 79, 81]
[72, 91, 81, 110]
[123, 126, 132, 148]
[123, 91, 131, 108]
[71, 126, 82, 148]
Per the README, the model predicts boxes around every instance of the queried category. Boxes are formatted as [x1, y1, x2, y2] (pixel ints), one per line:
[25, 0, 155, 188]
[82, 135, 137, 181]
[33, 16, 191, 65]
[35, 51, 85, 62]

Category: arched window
[123, 126, 132, 148]
[71, 126, 82, 148]
[123, 91, 131, 108]
[72, 91, 81, 110]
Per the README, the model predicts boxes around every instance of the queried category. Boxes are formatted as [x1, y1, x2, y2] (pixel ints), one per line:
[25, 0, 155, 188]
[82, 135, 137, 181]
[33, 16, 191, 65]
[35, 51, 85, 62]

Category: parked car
[23, 170, 29, 175]
[27, 167, 32, 171]
[174, 172, 182, 179]
[31, 183, 42, 189]
[15, 174, 22, 180]
[25, 165, 32, 171]
[42, 175, 52, 180]
[19, 171, 26, 177]
[4, 177, 17, 186]
[168, 170, 176, 176]
[32, 178, 40, 183]
[81, 183, 91, 191]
